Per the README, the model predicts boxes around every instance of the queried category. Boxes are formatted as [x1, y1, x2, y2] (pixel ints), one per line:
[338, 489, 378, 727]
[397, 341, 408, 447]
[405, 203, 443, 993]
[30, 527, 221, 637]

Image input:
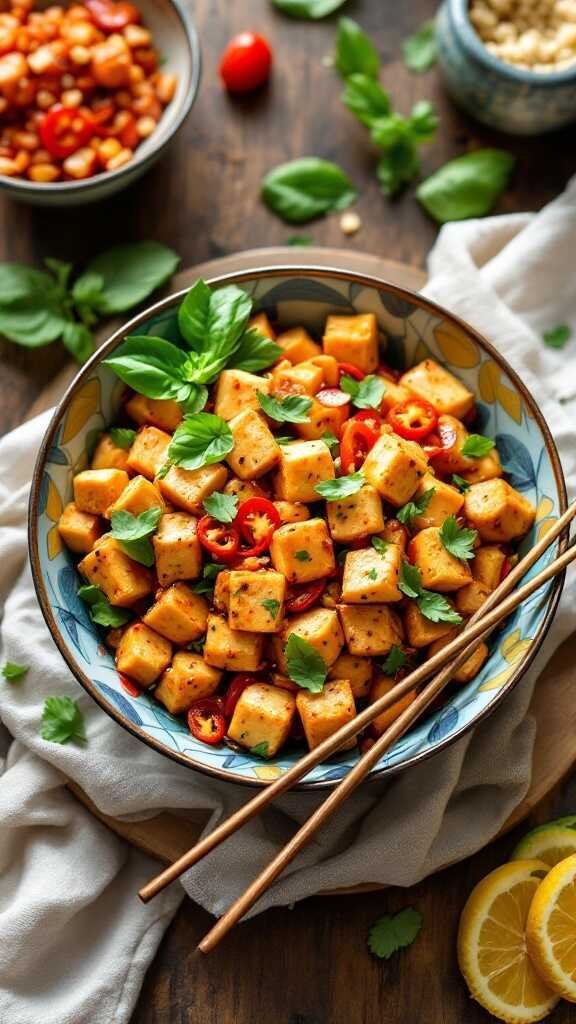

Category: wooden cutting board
[29, 246, 576, 894]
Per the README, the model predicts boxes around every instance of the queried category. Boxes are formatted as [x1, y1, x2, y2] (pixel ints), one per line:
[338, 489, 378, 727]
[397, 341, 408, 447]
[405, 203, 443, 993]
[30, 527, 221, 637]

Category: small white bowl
[0, 0, 200, 207]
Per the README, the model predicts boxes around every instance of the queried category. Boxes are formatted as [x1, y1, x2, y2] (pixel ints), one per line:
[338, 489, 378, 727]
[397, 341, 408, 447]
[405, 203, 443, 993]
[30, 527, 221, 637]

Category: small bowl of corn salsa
[0, 0, 200, 205]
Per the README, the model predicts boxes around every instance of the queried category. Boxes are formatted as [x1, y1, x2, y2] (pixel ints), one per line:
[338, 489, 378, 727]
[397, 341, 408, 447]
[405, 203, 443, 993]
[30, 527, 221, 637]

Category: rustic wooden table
[1, 1, 574, 1021]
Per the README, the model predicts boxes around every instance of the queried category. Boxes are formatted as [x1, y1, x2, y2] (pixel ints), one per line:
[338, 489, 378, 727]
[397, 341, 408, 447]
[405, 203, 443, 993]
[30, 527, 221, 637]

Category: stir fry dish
[0, 0, 177, 182]
[57, 279, 536, 760]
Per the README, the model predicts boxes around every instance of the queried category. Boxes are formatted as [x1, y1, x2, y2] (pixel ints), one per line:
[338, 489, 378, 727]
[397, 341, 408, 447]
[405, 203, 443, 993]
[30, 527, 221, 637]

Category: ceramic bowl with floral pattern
[28, 267, 567, 789]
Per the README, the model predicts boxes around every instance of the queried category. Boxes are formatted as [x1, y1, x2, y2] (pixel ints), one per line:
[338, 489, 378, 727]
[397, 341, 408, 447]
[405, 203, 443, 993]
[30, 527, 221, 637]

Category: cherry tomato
[351, 409, 382, 434]
[340, 419, 379, 474]
[197, 515, 240, 562]
[235, 497, 280, 557]
[85, 0, 139, 30]
[387, 398, 438, 442]
[223, 674, 257, 720]
[219, 31, 272, 94]
[285, 579, 326, 614]
[316, 388, 350, 408]
[187, 698, 226, 746]
[39, 106, 95, 160]
[338, 362, 365, 382]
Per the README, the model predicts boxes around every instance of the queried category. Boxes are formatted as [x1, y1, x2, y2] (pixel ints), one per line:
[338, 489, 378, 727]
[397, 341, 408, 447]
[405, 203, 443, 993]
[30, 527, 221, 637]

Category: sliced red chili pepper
[223, 674, 257, 720]
[387, 398, 438, 442]
[39, 106, 95, 160]
[285, 579, 326, 614]
[338, 361, 365, 382]
[351, 409, 382, 433]
[197, 515, 240, 562]
[377, 363, 401, 382]
[85, 0, 140, 30]
[422, 431, 443, 459]
[235, 496, 281, 557]
[340, 419, 379, 474]
[316, 388, 350, 408]
[187, 698, 226, 746]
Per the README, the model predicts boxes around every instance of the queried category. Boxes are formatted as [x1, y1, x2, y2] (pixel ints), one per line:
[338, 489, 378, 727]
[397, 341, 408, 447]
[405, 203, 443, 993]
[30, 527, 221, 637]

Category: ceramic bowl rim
[28, 263, 568, 790]
[0, 0, 201, 198]
[447, 0, 576, 85]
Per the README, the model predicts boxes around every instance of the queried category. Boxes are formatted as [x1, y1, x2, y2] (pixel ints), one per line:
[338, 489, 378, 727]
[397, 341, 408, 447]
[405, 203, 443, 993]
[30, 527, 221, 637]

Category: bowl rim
[447, 0, 576, 85]
[0, 0, 201, 196]
[28, 263, 568, 791]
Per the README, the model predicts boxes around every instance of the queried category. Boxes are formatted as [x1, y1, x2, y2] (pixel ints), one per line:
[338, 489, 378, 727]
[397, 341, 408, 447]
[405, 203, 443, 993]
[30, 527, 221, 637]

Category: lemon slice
[458, 859, 559, 1023]
[526, 852, 576, 1002]
[511, 820, 576, 868]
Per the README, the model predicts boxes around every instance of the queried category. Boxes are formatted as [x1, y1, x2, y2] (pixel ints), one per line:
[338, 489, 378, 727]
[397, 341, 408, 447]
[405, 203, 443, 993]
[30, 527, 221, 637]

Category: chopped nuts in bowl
[470, 0, 576, 73]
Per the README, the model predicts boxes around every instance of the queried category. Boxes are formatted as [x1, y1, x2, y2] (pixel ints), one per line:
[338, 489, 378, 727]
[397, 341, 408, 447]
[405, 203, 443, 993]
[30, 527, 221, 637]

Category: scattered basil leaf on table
[340, 373, 385, 409]
[168, 413, 234, 471]
[371, 536, 389, 555]
[439, 515, 477, 561]
[461, 434, 495, 458]
[41, 696, 86, 745]
[399, 561, 462, 624]
[78, 584, 132, 628]
[286, 234, 314, 246]
[286, 634, 327, 693]
[2, 662, 28, 682]
[203, 491, 239, 524]
[262, 157, 357, 223]
[335, 17, 380, 79]
[250, 741, 270, 758]
[257, 391, 312, 423]
[368, 908, 423, 960]
[272, 0, 347, 18]
[315, 472, 365, 500]
[451, 473, 470, 493]
[402, 20, 437, 73]
[261, 599, 281, 619]
[226, 327, 283, 372]
[74, 242, 179, 315]
[416, 149, 515, 223]
[397, 487, 435, 526]
[543, 324, 572, 349]
[109, 427, 137, 450]
[110, 507, 162, 567]
[0, 264, 69, 346]
[342, 73, 391, 126]
[381, 645, 408, 676]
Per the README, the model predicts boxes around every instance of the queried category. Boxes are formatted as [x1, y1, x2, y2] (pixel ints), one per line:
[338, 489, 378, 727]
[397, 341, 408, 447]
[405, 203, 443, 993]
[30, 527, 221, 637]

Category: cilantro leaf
[321, 431, 340, 452]
[250, 741, 270, 758]
[398, 561, 423, 599]
[543, 324, 571, 350]
[261, 599, 281, 619]
[257, 391, 312, 423]
[77, 584, 132, 628]
[276, 436, 296, 446]
[381, 645, 408, 676]
[402, 20, 436, 73]
[451, 473, 470, 493]
[368, 908, 423, 960]
[340, 373, 386, 410]
[2, 661, 28, 682]
[190, 563, 224, 596]
[294, 550, 311, 562]
[366, 568, 378, 580]
[371, 536, 389, 555]
[461, 434, 495, 459]
[110, 506, 162, 566]
[285, 634, 327, 693]
[417, 591, 462, 624]
[41, 696, 86, 745]
[109, 427, 136, 450]
[315, 472, 365, 501]
[439, 515, 477, 561]
[203, 491, 239, 524]
[168, 412, 234, 471]
[397, 487, 435, 526]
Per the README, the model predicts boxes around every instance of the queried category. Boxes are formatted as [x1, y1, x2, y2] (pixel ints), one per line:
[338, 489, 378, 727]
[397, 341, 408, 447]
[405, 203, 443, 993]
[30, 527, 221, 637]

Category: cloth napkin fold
[1, 180, 576, 1024]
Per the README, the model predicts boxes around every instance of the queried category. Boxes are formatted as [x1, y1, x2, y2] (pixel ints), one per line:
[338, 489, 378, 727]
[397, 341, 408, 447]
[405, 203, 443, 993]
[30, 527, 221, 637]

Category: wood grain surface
[2, 0, 575, 1022]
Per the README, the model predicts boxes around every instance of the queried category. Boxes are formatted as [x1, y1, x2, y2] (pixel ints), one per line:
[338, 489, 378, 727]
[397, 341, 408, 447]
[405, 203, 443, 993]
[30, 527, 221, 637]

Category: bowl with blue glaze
[29, 265, 566, 789]
[436, 0, 576, 135]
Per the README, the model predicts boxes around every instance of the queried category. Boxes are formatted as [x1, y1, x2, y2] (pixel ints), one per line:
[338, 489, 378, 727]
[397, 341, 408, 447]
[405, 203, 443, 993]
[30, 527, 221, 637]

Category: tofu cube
[338, 604, 403, 657]
[379, 378, 413, 414]
[326, 485, 385, 544]
[270, 518, 335, 584]
[116, 621, 172, 686]
[214, 369, 271, 421]
[107, 475, 164, 518]
[152, 512, 202, 586]
[461, 449, 503, 485]
[369, 673, 417, 737]
[213, 569, 231, 613]
[226, 408, 281, 480]
[455, 579, 492, 616]
[271, 360, 324, 397]
[227, 683, 296, 757]
[158, 463, 228, 514]
[227, 570, 286, 633]
[78, 536, 153, 606]
[400, 359, 474, 418]
[274, 608, 344, 672]
[276, 326, 321, 364]
[328, 653, 373, 699]
[296, 679, 357, 752]
[472, 545, 506, 590]
[362, 433, 427, 507]
[463, 479, 536, 542]
[249, 311, 276, 340]
[429, 415, 474, 476]
[142, 583, 209, 644]
[295, 397, 350, 441]
[58, 502, 102, 554]
[154, 652, 222, 715]
[403, 600, 459, 648]
[91, 433, 130, 472]
[73, 468, 129, 515]
[410, 526, 472, 592]
[127, 426, 171, 480]
[125, 394, 182, 432]
[428, 636, 490, 684]
[223, 477, 266, 503]
[273, 500, 310, 524]
[412, 474, 464, 530]
[274, 439, 335, 503]
[322, 313, 379, 372]
[204, 613, 264, 671]
[307, 354, 339, 386]
[341, 545, 402, 603]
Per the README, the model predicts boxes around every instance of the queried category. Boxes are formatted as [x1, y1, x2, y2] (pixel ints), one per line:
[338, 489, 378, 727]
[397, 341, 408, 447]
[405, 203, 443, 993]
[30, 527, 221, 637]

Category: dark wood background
[1, 0, 574, 1021]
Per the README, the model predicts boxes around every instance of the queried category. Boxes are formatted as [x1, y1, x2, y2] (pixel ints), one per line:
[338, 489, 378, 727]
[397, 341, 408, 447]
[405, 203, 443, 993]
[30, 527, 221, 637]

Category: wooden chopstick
[139, 499, 575, 911]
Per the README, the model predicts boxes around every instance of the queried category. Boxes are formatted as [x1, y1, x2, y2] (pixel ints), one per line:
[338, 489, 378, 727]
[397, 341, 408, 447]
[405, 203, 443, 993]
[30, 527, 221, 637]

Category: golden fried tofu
[204, 613, 264, 671]
[341, 544, 402, 603]
[295, 397, 349, 441]
[274, 439, 335, 503]
[125, 394, 182, 432]
[272, 360, 324, 398]
[126, 426, 171, 480]
[472, 545, 507, 590]
[338, 604, 403, 657]
[223, 477, 266, 503]
[328, 652, 373, 699]
[326, 485, 385, 544]
[273, 500, 310, 524]
[107, 475, 164, 518]
[410, 527, 472, 592]
[154, 652, 222, 715]
[412, 474, 464, 530]
[276, 326, 321, 364]
[58, 502, 102, 554]
[152, 512, 202, 586]
[400, 359, 474, 418]
[226, 408, 281, 480]
[213, 369, 271, 421]
[91, 433, 130, 473]
[249, 311, 276, 340]
[428, 635, 490, 684]
[455, 579, 492, 616]
[403, 600, 459, 648]
[116, 622, 172, 686]
[227, 570, 285, 633]
[362, 433, 427, 507]
[379, 378, 413, 414]
[78, 536, 153, 606]
[270, 518, 335, 584]
[369, 673, 417, 737]
[73, 468, 129, 516]
[461, 448, 503, 485]
[143, 583, 209, 644]
[429, 415, 474, 476]
[274, 607, 344, 672]
[158, 463, 228, 514]
[322, 313, 379, 372]
[227, 683, 296, 757]
[463, 479, 535, 543]
[296, 679, 357, 752]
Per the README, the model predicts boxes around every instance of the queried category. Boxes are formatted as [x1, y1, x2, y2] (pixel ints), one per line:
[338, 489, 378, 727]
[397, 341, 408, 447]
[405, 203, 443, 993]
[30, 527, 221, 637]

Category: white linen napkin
[1, 181, 576, 1024]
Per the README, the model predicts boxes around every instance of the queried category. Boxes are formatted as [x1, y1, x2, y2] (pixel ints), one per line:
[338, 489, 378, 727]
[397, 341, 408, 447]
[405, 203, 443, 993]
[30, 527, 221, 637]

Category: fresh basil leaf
[461, 434, 495, 458]
[398, 560, 423, 599]
[203, 491, 238, 523]
[342, 73, 391, 126]
[403, 20, 436, 73]
[2, 661, 28, 682]
[62, 321, 94, 364]
[273, 0, 347, 17]
[191, 562, 225, 595]
[262, 157, 357, 224]
[315, 472, 364, 501]
[103, 336, 190, 401]
[377, 141, 419, 198]
[368, 908, 423, 960]
[110, 507, 162, 542]
[109, 427, 137, 450]
[417, 591, 462, 625]
[72, 271, 105, 309]
[321, 431, 339, 452]
[439, 515, 477, 561]
[45, 257, 73, 290]
[75, 242, 179, 314]
[261, 598, 281, 619]
[381, 645, 408, 676]
[177, 279, 252, 359]
[180, 383, 209, 413]
[416, 149, 515, 224]
[285, 634, 327, 693]
[397, 487, 435, 526]
[250, 741, 270, 758]
[408, 100, 439, 142]
[0, 264, 68, 346]
[370, 113, 410, 150]
[335, 17, 380, 79]
[257, 391, 312, 423]
[286, 234, 313, 246]
[371, 536, 389, 555]
[41, 696, 86, 745]
[168, 412, 234, 471]
[340, 373, 385, 409]
[226, 327, 283, 372]
[78, 583, 132, 628]
[451, 474, 470, 493]
[543, 324, 571, 349]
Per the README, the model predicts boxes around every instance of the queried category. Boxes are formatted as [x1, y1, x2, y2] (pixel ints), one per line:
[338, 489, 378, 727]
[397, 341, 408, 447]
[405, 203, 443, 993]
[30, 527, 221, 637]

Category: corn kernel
[106, 146, 132, 171]
[136, 114, 156, 137]
[28, 162, 59, 182]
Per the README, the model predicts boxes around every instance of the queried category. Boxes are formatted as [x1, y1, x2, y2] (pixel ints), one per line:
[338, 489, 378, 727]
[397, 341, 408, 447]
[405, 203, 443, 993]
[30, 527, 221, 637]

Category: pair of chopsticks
[139, 499, 576, 953]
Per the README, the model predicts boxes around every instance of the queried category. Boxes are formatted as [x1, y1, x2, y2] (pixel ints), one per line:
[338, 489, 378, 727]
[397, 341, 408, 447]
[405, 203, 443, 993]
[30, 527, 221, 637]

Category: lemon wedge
[511, 818, 576, 868]
[526, 852, 576, 1003]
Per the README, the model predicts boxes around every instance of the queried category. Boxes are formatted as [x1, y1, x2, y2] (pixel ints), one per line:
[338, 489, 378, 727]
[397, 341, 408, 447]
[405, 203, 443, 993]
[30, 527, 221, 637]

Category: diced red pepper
[285, 579, 326, 614]
[39, 106, 95, 160]
[223, 674, 257, 720]
[187, 698, 226, 746]
[235, 496, 281, 557]
[338, 362, 365, 382]
[197, 516, 240, 562]
[340, 419, 379, 474]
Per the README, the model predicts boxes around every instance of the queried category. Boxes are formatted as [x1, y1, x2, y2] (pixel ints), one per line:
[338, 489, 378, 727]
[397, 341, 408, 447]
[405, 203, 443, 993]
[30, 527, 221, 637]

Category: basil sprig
[402, 20, 437, 73]
[262, 157, 357, 224]
[257, 391, 312, 423]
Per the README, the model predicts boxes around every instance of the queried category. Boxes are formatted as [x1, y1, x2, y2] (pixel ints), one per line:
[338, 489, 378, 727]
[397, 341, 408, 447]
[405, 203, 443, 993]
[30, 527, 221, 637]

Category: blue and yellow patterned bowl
[29, 266, 566, 789]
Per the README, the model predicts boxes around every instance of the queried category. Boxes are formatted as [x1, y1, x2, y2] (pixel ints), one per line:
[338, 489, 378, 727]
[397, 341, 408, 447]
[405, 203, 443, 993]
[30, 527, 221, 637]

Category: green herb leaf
[72, 271, 105, 311]
[381, 645, 408, 676]
[377, 141, 419, 198]
[315, 472, 364, 501]
[366, 567, 378, 580]
[368, 908, 423, 960]
[371, 536, 389, 555]
[416, 149, 515, 224]
[261, 599, 281, 619]
[62, 321, 94, 364]
[335, 17, 380, 79]
[451, 474, 470, 493]
[286, 234, 313, 246]
[226, 327, 283, 372]
[439, 515, 477, 561]
[543, 324, 572, 349]
[461, 434, 495, 458]
[262, 157, 357, 224]
[398, 561, 423, 599]
[203, 491, 239, 524]
[103, 336, 191, 401]
[41, 696, 86, 745]
[77, 584, 132, 628]
[403, 20, 436, 72]
[408, 99, 439, 142]
[342, 73, 391, 126]
[340, 373, 385, 409]
[321, 431, 340, 451]
[258, 391, 312, 423]
[74, 242, 179, 315]
[294, 550, 311, 562]
[109, 427, 137, 450]
[250, 741, 270, 758]
[2, 661, 28, 682]
[0, 263, 69, 347]
[45, 257, 73, 290]
[177, 279, 252, 363]
[285, 634, 327, 693]
[397, 487, 435, 526]
[273, 0, 347, 18]
[276, 435, 296, 446]
[168, 412, 234, 471]
[110, 506, 162, 567]
[191, 563, 225, 596]
[417, 590, 462, 624]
